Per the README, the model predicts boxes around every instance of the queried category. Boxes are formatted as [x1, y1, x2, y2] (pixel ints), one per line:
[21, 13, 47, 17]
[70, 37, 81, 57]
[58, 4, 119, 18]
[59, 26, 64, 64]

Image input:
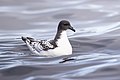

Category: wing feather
[22, 37, 57, 54]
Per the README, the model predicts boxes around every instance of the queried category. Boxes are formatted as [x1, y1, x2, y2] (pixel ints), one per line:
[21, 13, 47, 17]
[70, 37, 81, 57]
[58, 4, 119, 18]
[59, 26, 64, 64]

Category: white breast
[57, 31, 72, 48]
[47, 31, 72, 57]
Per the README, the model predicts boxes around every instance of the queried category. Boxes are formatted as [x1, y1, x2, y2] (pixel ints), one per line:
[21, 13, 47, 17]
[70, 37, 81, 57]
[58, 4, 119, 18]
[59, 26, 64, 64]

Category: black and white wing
[22, 37, 57, 54]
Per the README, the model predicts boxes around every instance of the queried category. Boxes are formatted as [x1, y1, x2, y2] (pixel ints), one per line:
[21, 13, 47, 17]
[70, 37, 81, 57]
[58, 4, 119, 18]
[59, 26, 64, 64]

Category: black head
[58, 20, 75, 32]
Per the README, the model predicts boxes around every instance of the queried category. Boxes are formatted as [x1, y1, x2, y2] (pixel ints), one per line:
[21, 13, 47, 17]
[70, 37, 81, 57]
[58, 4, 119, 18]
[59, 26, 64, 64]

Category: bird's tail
[21, 36, 34, 43]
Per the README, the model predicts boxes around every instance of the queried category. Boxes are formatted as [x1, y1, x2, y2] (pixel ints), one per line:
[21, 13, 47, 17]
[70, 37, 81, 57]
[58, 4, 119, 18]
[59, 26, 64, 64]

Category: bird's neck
[54, 30, 70, 46]
[54, 30, 66, 41]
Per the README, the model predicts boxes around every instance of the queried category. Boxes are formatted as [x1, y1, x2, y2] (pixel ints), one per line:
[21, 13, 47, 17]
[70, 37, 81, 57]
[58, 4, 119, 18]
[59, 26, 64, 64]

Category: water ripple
[0, 0, 120, 80]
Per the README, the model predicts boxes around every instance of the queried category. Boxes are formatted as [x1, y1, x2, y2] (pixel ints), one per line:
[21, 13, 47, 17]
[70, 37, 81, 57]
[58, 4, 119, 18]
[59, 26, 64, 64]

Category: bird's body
[22, 20, 75, 57]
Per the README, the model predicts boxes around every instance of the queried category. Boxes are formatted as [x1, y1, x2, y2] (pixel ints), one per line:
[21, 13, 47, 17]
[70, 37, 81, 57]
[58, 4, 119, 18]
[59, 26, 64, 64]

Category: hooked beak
[69, 26, 75, 32]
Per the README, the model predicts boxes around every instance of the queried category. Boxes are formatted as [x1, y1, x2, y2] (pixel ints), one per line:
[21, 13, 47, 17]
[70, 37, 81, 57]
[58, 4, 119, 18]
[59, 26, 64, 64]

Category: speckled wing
[33, 40, 55, 51]
[22, 37, 57, 55]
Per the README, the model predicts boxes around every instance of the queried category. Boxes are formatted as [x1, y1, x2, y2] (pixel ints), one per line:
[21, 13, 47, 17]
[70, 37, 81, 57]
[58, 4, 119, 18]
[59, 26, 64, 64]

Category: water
[0, 0, 120, 80]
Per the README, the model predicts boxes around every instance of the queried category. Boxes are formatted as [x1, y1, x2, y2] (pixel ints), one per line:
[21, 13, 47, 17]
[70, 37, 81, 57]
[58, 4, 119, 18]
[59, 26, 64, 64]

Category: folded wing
[22, 37, 56, 53]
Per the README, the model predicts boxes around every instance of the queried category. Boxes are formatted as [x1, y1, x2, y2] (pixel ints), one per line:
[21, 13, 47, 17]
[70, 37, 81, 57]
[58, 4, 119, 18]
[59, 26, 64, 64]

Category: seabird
[22, 20, 75, 57]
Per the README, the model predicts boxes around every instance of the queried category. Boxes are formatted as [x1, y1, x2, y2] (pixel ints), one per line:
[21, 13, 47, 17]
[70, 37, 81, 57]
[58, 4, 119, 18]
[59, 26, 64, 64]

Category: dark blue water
[0, 0, 120, 80]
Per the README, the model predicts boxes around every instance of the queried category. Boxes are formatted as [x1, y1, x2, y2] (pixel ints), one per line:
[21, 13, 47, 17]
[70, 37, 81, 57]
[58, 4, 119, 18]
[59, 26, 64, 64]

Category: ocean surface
[0, 0, 120, 80]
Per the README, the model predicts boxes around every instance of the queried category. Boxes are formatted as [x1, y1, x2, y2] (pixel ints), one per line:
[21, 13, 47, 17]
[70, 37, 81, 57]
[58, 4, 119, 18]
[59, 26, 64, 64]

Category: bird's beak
[69, 26, 75, 32]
